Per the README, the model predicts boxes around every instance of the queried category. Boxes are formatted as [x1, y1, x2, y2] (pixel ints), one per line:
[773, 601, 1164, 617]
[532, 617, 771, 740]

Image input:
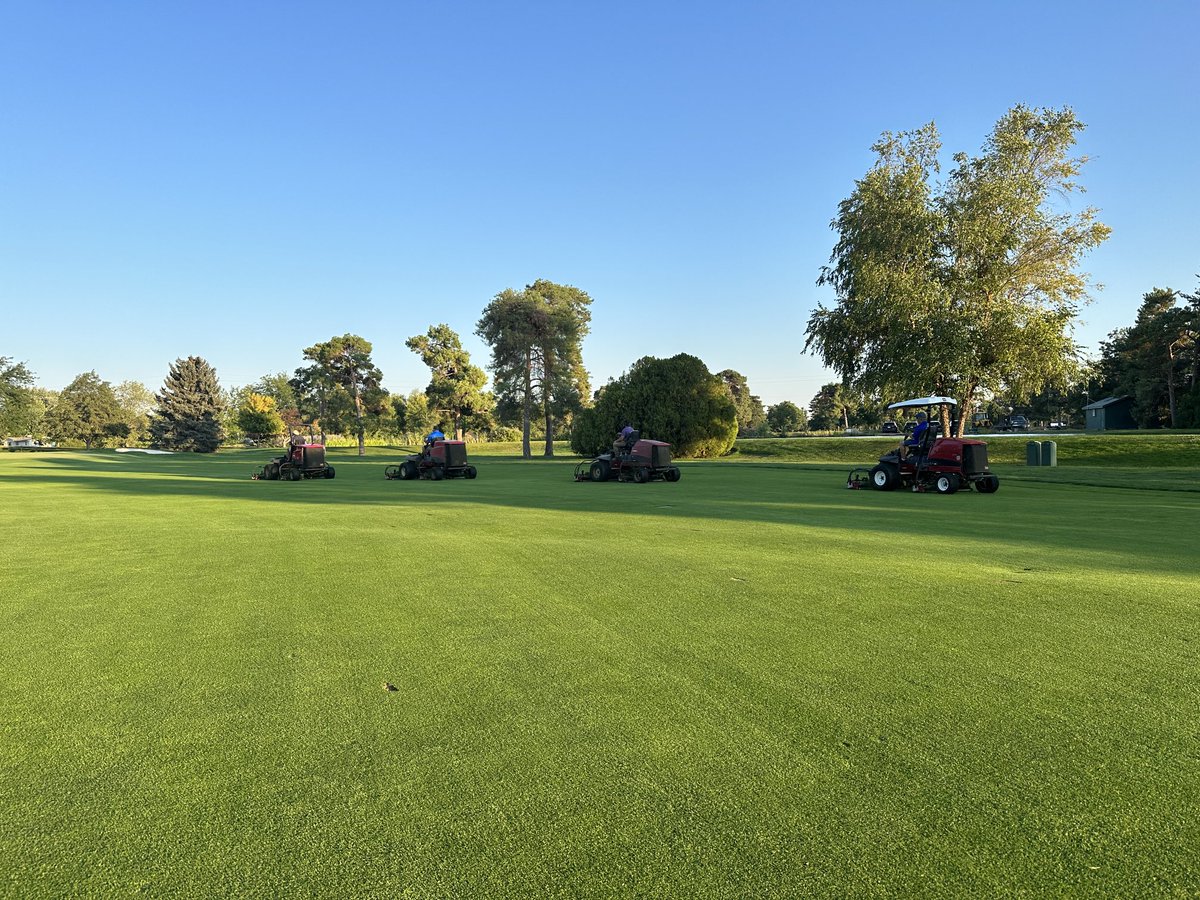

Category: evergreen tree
[150, 356, 225, 452]
[406, 325, 493, 439]
[477, 280, 592, 458]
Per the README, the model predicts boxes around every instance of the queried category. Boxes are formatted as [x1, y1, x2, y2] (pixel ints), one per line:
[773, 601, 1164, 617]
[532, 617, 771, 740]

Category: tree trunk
[354, 391, 365, 457]
[1166, 345, 1177, 428]
[543, 409, 554, 457]
[841, 406, 849, 431]
[522, 351, 532, 459]
[455, 412, 464, 441]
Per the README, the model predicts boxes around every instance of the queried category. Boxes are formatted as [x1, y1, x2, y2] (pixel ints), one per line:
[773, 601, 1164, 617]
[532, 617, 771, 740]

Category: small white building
[4, 436, 53, 450]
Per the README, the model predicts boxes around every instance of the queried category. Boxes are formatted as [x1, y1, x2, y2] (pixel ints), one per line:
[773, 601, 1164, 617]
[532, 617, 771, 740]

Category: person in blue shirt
[613, 423, 635, 456]
[900, 412, 928, 460]
[425, 427, 445, 445]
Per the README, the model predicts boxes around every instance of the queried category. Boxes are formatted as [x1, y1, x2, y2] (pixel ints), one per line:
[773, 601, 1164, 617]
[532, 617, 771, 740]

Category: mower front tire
[666, 467, 681, 482]
[430, 466, 444, 481]
[633, 466, 649, 484]
[400, 461, 418, 480]
[869, 463, 899, 491]
[465, 466, 477, 479]
[589, 461, 609, 482]
[324, 466, 335, 479]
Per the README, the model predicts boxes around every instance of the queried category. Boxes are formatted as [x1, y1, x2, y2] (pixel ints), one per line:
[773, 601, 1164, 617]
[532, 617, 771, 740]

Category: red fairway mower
[384, 439, 477, 481]
[574, 431, 681, 484]
[254, 426, 335, 481]
[848, 396, 999, 494]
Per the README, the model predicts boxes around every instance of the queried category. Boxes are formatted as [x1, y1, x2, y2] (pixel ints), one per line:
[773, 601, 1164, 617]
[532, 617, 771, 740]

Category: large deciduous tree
[150, 357, 224, 452]
[477, 280, 592, 458]
[766, 401, 805, 436]
[406, 325, 492, 440]
[302, 334, 383, 456]
[806, 105, 1110, 437]
[570, 354, 737, 458]
[237, 392, 286, 440]
[0, 357, 36, 435]
[45, 371, 124, 449]
[114, 380, 155, 445]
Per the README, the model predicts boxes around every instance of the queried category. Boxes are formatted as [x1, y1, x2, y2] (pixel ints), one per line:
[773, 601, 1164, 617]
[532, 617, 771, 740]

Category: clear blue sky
[3, 1, 1197, 406]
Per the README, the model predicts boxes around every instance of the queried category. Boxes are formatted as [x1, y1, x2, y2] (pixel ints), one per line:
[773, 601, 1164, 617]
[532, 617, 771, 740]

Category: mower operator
[613, 423, 634, 456]
[426, 427, 445, 445]
[899, 412, 928, 460]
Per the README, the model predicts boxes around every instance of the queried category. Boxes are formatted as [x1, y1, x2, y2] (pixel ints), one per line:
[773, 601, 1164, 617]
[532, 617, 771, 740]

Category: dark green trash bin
[1040, 440, 1057, 467]
[1026, 441, 1041, 466]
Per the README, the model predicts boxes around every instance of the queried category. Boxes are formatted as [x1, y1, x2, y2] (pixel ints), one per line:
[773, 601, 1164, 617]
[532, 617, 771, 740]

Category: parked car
[881, 420, 899, 434]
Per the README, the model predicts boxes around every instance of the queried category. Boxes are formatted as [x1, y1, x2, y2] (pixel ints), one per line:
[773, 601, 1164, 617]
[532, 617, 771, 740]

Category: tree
[302, 334, 383, 456]
[392, 389, 438, 443]
[150, 357, 224, 452]
[0, 357, 36, 435]
[718, 370, 768, 436]
[406, 325, 493, 440]
[570, 354, 738, 458]
[250, 372, 297, 410]
[766, 401, 805, 435]
[44, 371, 123, 449]
[806, 105, 1110, 437]
[1098, 288, 1193, 427]
[808, 383, 852, 432]
[477, 280, 593, 458]
[114, 381, 155, 445]
[237, 392, 286, 440]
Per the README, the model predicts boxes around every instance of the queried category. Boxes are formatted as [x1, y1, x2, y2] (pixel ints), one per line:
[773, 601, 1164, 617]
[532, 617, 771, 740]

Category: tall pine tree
[150, 356, 225, 452]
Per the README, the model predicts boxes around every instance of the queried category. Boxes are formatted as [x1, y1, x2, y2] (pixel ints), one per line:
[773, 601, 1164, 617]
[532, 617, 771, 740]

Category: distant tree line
[3, 281, 798, 455]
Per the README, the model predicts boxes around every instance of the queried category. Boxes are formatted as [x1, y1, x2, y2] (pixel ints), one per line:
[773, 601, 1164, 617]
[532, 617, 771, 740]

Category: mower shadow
[6, 451, 1199, 577]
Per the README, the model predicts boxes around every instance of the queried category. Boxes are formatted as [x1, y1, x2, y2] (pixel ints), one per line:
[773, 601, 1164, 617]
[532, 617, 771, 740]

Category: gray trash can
[1026, 441, 1041, 466]
[1040, 440, 1057, 467]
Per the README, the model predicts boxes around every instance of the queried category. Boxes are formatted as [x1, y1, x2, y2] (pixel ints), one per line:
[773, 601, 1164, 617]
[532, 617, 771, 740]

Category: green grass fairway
[2, 449, 1198, 897]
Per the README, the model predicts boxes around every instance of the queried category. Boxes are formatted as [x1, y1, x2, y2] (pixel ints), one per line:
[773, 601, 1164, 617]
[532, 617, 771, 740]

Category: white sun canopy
[887, 396, 958, 410]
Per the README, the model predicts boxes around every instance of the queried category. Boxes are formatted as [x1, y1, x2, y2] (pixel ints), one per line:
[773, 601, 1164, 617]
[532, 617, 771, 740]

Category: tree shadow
[6, 451, 1199, 578]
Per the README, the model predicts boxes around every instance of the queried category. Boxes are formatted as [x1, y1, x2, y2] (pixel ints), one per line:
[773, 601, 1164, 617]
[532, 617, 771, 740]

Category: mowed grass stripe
[1, 449, 1198, 897]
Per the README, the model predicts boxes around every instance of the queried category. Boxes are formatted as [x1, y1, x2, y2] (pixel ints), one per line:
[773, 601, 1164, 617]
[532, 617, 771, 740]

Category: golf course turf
[2, 446, 1197, 897]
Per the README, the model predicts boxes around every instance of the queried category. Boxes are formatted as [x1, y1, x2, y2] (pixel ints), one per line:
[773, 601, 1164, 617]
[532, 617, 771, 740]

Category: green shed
[1083, 396, 1136, 431]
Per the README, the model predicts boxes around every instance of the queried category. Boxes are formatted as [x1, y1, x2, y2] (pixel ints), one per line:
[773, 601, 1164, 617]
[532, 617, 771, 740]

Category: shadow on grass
[5, 450, 1200, 578]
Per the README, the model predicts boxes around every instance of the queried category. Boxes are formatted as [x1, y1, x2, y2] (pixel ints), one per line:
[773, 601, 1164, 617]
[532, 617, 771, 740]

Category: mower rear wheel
[934, 473, 960, 494]
[869, 463, 899, 491]
[666, 467, 681, 482]
[589, 461, 609, 482]
[633, 466, 649, 484]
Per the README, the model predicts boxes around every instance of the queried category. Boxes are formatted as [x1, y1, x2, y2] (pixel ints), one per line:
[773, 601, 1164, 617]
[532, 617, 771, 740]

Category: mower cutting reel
[846, 467, 871, 489]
